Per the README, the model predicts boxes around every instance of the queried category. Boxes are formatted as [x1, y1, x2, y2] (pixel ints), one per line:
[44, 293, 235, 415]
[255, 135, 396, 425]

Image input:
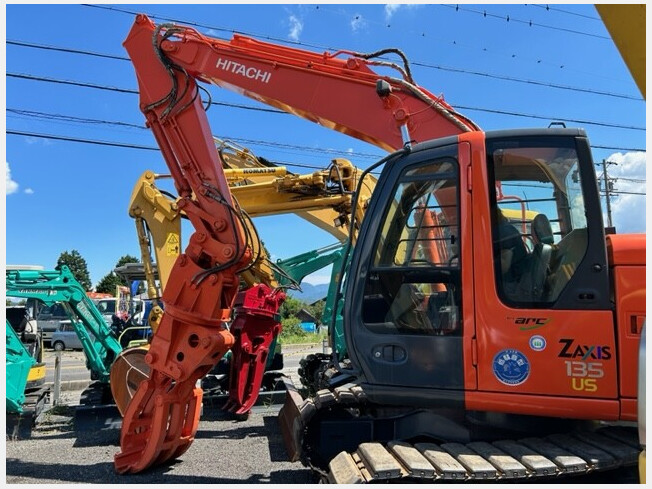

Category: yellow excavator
[596, 4, 645, 99]
[110, 140, 377, 416]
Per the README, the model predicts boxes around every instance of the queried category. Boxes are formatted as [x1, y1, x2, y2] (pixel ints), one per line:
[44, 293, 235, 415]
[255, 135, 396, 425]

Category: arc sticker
[493, 349, 530, 386]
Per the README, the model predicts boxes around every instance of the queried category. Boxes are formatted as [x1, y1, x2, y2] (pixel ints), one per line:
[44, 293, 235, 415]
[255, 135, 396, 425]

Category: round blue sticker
[493, 349, 530, 386]
[529, 335, 546, 351]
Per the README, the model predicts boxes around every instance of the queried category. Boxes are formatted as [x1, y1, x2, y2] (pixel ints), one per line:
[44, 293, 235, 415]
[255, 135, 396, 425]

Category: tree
[307, 299, 325, 325]
[279, 296, 305, 320]
[56, 250, 92, 291]
[95, 254, 141, 294]
[95, 272, 124, 295]
[116, 254, 140, 268]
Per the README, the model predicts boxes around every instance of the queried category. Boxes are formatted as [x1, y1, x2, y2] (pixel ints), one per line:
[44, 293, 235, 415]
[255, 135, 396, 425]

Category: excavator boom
[124, 16, 477, 153]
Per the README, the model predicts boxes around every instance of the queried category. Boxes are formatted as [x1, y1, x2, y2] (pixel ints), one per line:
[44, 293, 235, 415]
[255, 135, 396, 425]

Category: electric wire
[8, 36, 641, 102]
[440, 4, 610, 40]
[81, 4, 624, 88]
[8, 73, 645, 133]
[8, 129, 645, 156]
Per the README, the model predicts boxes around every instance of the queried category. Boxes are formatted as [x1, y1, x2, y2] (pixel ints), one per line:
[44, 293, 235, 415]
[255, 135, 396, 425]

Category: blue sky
[4, 3, 647, 288]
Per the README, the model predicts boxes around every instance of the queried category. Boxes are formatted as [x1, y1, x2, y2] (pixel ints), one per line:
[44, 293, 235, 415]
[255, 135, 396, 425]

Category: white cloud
[24, 188, 34, 195]
[6, 162, 19, 194]
[384, 4, 400, 20]
[603, 151, 646, 233]
[384, 4, 420, 21]
[351, 14, 366, 32]
[288, 15, 303, 41]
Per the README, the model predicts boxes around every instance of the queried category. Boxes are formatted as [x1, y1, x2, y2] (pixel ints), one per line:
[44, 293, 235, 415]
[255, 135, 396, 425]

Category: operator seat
[528, 213, 555, 300]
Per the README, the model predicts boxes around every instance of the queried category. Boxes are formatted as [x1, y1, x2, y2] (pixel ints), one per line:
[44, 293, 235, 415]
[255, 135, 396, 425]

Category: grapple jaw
[114, 307, 235, 474]
[223, 284, 285, 415]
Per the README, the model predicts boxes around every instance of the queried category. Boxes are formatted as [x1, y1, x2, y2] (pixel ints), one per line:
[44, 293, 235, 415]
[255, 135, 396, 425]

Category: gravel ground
[6, 388, 314, 484]
[6, 345, 321, 484]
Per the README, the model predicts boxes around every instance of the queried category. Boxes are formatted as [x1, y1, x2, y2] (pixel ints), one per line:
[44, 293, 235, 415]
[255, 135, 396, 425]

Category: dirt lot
[6, 344, 323, 484]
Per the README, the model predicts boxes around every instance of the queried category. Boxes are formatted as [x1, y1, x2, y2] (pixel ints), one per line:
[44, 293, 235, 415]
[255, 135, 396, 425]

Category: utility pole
[601, 159, 615, 228]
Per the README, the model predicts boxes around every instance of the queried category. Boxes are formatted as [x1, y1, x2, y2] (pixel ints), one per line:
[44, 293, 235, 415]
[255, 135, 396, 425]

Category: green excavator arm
[6, 266, 123, 384]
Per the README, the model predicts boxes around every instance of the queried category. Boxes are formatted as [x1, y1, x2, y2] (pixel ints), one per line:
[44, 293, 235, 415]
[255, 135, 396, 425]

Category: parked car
[31, 301, 69, 347]
[50, 321, 84, 351]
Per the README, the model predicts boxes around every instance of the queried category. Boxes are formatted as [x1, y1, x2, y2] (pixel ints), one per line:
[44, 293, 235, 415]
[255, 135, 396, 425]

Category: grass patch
[280, 331, 326, 345]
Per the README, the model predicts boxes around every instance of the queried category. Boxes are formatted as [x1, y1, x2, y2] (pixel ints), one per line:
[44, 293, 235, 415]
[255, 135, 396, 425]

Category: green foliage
[280, 330, 326, 345]
[279, 316, 306, 340]
[95, 272, 123, 295]
[279, 296, 304, 320]
[95, 255, 142, 294]
[116, 254, 140, 268]
[56, 250, 92, 291]
[307, 299, 325, 325]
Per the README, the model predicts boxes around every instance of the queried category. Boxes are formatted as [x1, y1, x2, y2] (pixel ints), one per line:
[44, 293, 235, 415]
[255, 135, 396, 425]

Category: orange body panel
[466, 391, 620, 420]
[460, 132, 626, 421]
[607, 234, 646, 410]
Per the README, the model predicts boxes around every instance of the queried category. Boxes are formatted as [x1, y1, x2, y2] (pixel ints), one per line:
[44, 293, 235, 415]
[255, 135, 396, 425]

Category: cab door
[344, 140, 476, 399]
[469, 131, 618, 410]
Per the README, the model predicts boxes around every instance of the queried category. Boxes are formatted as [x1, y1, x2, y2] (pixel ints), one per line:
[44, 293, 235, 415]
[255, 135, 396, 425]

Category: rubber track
[295, 385, 640, 483]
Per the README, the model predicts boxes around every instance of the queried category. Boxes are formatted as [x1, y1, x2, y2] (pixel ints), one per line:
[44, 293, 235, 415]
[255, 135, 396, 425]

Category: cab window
[488, 138, 589, 307]
[363, 158, 461, 335]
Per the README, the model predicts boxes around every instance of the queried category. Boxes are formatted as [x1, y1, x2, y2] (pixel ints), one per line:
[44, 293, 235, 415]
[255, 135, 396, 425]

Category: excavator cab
[306, 128, 642, 462]
[346, 129, 604, 394]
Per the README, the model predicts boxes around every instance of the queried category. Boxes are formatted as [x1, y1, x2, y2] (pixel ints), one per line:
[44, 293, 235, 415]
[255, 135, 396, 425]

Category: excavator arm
[5, 267, 122, 384]
[116, 12, 480, 474]
[123, 15, 477, 154]
[116, 16, 256, 473]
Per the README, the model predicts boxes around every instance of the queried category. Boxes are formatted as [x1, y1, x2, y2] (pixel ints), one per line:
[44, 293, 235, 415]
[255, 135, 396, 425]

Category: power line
[591, 144, 645, 153]
[411, 60, 641, 101]
[8, 72, 645, 133]
[10, 38, 639, 102]
[7, 130, 159, 151]
[606, 190, 647, 196]
[527, 4, 602, 22]
[6, 108, 384, 160]
[74, 4, 638, 99]
[313, 4, 616, 80]
[6, 39, 129, 62]
[7, 104, 645, 154]
[5, 130, 368, 171]
[615, 177, 646, 183]
[7, 108, 144, 130]
[7, 126, 646, 162]
[7, 72, 284, 113]
[440, 4, 610, 40]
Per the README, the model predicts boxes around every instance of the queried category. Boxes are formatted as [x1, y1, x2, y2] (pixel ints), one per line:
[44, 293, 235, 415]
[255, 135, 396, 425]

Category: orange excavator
[115, 14, 645, 483]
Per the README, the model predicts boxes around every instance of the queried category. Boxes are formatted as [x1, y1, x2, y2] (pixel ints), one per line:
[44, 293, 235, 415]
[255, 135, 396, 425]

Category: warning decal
[166, 233, 180, 256]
